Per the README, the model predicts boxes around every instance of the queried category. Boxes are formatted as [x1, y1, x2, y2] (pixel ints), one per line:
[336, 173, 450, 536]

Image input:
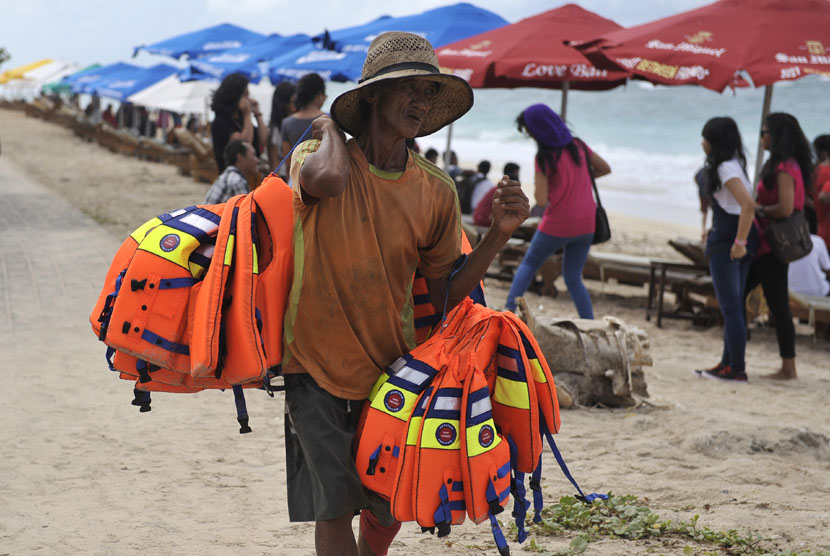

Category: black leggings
[744, 252, 795, 358]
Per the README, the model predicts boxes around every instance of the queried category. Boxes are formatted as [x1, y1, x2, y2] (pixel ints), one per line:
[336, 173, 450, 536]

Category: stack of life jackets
[355, 298, 605, 555]
[89, 175, 295, 433]
[89, 173, 482, 433]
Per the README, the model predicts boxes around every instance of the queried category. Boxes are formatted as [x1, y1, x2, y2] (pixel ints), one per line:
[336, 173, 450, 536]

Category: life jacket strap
[141, 329, 190, 355]
[488, 511, 510, 556]
[131, 388, 151, 412]
[440, 254, 468, 329]
[233, 385, 252, 434]
[507, 436, 529, 543]
[432, 483, 452, 538]
[530, 455, 544, 523]
[543, 428, 607, 504]
[97, 270, 125, 341]
[157, 277, 199, 289]
[272, 123, 313, 176]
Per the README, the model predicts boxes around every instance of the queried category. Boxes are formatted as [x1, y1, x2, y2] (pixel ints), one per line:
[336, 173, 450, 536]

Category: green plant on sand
[506, 493, 829, 556]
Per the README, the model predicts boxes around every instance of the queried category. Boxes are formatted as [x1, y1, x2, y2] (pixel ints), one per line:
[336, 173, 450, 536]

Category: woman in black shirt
[210, 73, 267, 172]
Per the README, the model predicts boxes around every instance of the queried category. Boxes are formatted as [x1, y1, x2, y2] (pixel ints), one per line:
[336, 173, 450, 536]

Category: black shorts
[284, 373, 395, 525]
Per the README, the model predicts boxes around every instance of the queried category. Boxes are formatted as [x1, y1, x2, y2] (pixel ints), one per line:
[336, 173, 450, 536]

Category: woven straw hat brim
[330, 70, 473, 138]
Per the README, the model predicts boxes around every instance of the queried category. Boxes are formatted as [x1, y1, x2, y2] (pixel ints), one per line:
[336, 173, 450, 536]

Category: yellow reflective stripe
[139, 224, 198, 271]
[188, 260, 208, 279]
[369, 382, 418, 423]
[224, 235, 235, 266]
[406, 416, 424, 446]
[368, 372, 390, 402]
[252, 243, 259, 274]
[493, 377, 531, 409]
[420, 418, 461, 450]
[466, 420, 502, 458]
[529, 358, 547, 383]
[131, 217, 162, 243]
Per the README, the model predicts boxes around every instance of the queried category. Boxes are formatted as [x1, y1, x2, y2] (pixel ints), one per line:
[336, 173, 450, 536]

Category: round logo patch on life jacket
[478, 424, 494, 448]
[384, 390, 405, 413]
[436, 423, 457, 446]
[160, 233, 180, 252]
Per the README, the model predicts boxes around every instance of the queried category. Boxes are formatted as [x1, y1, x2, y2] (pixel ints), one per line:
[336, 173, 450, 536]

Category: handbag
[579, 141, 610, 245]
[765, 210, 812, 263]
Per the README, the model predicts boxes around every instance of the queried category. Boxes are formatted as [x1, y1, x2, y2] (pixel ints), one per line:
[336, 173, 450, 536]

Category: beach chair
[173, 128, 218, 184]
[644, 256, 715, 328]
[668, 237, 709, 269]
[789, 291, 830, 340]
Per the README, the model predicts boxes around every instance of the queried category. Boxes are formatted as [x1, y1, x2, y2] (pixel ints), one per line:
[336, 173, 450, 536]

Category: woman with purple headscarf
[505, 104, 611, 316]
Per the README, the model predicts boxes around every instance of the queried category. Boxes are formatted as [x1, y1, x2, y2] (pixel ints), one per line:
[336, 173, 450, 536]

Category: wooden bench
[790, 292, 830, 340]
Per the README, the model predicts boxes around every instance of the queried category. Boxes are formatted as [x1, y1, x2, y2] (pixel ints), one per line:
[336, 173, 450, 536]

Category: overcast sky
[2, 0, 712, 69]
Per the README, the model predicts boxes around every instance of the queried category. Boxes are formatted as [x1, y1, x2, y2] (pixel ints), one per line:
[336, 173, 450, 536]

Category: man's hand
[311, 115, 345, 143]
[490, 175, 530, 237]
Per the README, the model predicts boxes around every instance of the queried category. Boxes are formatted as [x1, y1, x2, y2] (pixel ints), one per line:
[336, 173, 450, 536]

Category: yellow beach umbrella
[0, 59, 53, 84]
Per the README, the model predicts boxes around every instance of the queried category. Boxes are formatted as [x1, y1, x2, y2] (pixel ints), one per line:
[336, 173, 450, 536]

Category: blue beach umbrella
[67, 62, 144, 94]
[93, 63, 179, 101]
[267, 2, 508, 83]
[133, 23, 265, 60]
[182, 33, 310, 83]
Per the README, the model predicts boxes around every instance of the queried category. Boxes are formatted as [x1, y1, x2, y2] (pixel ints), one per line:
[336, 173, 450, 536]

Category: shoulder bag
[578, 141, 610, 245]
[765, 210, 811, 263]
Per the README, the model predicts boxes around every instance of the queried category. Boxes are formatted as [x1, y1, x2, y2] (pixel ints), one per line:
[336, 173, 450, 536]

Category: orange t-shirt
[283, 139, 462, 399]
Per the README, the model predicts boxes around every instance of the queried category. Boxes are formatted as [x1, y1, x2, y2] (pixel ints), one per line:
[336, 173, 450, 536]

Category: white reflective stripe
[434, 395, 461, 411]
[168, 208, 187, 217]
[387, 357, 407, 374]
[195, 243, 215, 258]
[396, 365, 430, 386]
[180, 212, 220, 234]
[470, 397, 492, 418]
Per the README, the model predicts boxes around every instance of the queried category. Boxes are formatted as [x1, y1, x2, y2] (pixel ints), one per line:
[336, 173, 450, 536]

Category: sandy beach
[1, 107, 828, 556]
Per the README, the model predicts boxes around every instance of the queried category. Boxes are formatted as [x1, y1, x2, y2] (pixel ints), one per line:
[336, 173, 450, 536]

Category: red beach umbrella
[571, 0, 830, 177]
[436, 3, 628, 120]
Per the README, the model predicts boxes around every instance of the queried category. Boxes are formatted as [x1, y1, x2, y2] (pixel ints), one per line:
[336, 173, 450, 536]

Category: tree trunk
[517, 298, 653, 408]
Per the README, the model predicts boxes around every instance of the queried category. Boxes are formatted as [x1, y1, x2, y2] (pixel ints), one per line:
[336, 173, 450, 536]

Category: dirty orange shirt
[283, 138, 462, 399]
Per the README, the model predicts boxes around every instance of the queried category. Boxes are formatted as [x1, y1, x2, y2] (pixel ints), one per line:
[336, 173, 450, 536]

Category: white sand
[1, 108, 828, 555]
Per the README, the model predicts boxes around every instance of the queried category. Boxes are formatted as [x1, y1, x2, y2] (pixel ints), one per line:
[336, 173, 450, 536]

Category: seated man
[789, 234, 830, 297]
[473, 162, 520, 226]
[204, 139, 258, 204]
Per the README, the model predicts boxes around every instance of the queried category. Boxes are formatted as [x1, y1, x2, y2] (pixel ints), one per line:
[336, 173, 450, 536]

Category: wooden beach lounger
[789, 291, 830, 340]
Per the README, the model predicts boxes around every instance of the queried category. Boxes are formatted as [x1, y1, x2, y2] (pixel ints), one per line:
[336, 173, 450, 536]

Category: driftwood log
[517, 298, 653, 408]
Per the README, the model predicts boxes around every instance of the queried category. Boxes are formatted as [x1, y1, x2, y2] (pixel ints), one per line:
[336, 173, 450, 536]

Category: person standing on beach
[694, 117, 757, 383]
[745, 112, 814, 380]
[280, 73, 326, 159]
[281, 32, 529, 556]
[210, 73, 267, 172]
[504, 104, 610, 317]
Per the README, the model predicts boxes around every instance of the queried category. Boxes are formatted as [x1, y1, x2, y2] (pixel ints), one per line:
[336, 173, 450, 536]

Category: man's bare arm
[299, 116, 350, 198]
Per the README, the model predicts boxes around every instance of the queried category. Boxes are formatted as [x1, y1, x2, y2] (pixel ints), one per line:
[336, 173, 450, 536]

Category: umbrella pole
[444, 122, 454, 169]
[560, 80, 570, 121]
[753, 84, 774, 185]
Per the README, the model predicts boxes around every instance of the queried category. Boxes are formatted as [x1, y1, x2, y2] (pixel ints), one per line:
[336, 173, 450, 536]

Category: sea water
[326, 76, 830, 228]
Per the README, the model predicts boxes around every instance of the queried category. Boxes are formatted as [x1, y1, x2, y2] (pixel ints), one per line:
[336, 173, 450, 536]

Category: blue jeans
[708, 249, 752, 373]
[505, 231, 594, 318]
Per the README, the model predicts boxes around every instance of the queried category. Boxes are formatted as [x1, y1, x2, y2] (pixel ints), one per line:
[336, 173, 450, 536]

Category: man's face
[372, 78, 440, 139]
[238, 142, 258, 174]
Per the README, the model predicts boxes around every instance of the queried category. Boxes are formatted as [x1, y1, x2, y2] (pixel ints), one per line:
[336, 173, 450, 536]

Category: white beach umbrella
[128, 74, 273, 121]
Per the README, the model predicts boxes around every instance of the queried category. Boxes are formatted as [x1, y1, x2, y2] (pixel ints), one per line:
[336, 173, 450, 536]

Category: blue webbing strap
[157, 277, 199, 289]
[506, 435, 529, 543]
[141, 329, 190, 355]
[488, 511, 511, 556]
[232, 385, 252, 434]
[542, 428, 607, 504]
[271, 123, 314, 176]
[432, 483, 452, 538]
[105, 346, 117, 372]
[530, 454, 544, 523]
[97, 270, 125, 341]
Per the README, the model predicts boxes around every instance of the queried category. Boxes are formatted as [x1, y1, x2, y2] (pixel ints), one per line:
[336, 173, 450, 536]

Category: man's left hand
[491, 176, 530, 237]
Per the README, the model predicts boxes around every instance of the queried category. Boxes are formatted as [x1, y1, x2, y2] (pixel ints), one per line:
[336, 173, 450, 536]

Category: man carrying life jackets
[281, 31, 530, 556]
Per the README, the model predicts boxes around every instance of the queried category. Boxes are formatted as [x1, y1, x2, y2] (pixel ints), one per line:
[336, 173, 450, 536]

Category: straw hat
[330, 31, 473, 138]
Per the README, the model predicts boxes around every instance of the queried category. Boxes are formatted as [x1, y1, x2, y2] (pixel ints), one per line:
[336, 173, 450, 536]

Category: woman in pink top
[505, 104, 610, 315]
[745, 112, 814, 380]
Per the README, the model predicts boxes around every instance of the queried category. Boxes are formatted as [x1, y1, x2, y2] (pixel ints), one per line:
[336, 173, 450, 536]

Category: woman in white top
[695, 117, 758, 382]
